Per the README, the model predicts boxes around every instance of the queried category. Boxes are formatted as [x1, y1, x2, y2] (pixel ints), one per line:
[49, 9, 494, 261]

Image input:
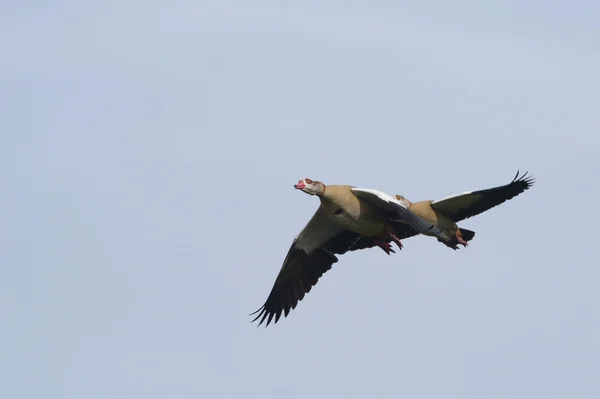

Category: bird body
[394, 171, 535, 249]
[319, 185, 389, 237]
[250, 178, 449, 327]
[395, 199, 462, 242]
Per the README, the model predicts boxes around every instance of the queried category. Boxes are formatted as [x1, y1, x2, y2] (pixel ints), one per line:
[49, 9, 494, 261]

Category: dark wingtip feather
[249, 308, 262, 316]
[443, 170, 536, 222]
[513, 170, 520, 182]
[512, 170, 536, 189]
[249, 245, 343, 327]
[249, 306, 267, 327]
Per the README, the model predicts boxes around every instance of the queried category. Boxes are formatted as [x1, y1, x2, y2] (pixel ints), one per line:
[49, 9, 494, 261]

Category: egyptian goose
[250, 178, 451, 327]
[393, 171, 535, 249]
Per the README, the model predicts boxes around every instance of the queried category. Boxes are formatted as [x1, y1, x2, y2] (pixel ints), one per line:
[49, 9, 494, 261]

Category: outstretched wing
[351, 187, 452, 241]
[430, 171, 535, 222]
[250, 207, 363, 327]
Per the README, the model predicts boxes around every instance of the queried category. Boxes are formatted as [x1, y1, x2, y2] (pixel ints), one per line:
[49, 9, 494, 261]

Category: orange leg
[456, 229, 468, 247]
[373, 239, 395, 255]
[386, 227, 403, 250]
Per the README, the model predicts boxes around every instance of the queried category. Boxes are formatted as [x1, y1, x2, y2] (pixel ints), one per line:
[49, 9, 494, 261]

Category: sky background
[2, 1, 599, 398]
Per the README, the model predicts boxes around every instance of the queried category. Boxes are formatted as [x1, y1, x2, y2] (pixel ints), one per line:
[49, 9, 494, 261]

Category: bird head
[394, 194, 412, 208]
[294, 178, 324, 196]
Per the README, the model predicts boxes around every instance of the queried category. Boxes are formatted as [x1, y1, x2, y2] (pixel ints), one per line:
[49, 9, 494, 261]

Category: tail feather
[459, 228, 476, 241]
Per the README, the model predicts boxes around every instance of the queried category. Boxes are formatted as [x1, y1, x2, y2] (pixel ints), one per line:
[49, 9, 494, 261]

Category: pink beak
[294, 181, 305, 190]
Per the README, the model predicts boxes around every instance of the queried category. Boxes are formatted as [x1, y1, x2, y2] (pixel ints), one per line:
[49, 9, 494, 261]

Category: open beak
[294, 182, 305, 190]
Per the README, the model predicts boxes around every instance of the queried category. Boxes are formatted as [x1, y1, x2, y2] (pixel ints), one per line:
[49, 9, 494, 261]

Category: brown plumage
[250, 178, 450, 327]
[394, 171, 535, 249]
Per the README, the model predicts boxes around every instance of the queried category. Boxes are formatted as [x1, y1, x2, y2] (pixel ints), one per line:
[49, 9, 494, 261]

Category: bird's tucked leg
[438, 229, 468, 250]
[373, 239, 395, 255]
[386, 227, 403, 250]
[456, 229, 468, 247]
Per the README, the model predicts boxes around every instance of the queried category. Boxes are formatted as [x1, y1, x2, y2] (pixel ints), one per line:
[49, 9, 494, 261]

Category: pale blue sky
[2, 1, 599, 398]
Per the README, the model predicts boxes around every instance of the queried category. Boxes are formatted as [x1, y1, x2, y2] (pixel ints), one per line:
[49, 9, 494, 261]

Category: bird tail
[459, 228, 476, 241]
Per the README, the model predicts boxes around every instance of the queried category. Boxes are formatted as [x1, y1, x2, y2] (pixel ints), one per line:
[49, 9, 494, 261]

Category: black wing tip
[249, 304, 291, 327]
[249, 305, 275, 327]
[249, 238, 346, 329]
[512, 170, 536, 189]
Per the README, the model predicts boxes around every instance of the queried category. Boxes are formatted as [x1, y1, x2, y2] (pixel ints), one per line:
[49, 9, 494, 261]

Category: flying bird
[393, 171, 535, 249]
[250, 178, 452, 327]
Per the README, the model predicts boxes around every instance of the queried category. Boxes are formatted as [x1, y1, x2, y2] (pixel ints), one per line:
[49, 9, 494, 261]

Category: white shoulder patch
[431, 191, 474, 205]
[351, 188, 408, 209]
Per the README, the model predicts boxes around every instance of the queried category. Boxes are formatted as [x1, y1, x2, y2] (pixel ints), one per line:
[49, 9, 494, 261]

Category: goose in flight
[250, 178, 452, 327]
[393, 171, 535, 249]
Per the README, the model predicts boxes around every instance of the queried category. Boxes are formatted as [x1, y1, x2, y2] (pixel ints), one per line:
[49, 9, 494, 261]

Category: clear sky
[2, 1, 599, 398]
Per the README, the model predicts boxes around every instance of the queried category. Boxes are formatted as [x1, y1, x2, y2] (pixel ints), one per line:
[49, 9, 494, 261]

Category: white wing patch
[431, 191, 474, 205]
[350, 188, 408, 208]
[431, 191, 482, 215]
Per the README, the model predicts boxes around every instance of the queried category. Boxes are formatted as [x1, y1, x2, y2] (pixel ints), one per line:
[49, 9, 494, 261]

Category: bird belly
[329, 212, 384, 236]
[420, 213, 456, 238]
[409, 201, 456, 238]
